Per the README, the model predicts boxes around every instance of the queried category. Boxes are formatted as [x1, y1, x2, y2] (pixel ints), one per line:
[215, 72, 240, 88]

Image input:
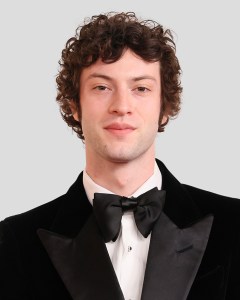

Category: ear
[69, 101, 79, 121]
[160, 114, 168, 126]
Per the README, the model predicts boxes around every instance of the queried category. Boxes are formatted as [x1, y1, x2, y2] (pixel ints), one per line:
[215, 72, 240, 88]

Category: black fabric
[93, 187, 166, 242]
[37, 215, 124, 300]
[0, 159, 240, 300]
[141, 213, 213, 300]
[37, 208, 213, 300]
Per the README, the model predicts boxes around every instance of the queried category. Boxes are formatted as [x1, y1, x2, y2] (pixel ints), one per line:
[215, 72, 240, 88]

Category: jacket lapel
[141, 213, 213, 300]
[140, 160, 214, 300]
[37, 173, 124, 300]
[38, 215, 124, 300]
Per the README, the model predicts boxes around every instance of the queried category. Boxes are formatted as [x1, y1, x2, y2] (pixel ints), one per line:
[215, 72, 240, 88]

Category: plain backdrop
[1, 0, 239, 220]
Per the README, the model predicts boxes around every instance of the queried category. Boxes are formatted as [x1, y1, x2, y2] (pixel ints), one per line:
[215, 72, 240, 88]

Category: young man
[0, 12, 240, 300]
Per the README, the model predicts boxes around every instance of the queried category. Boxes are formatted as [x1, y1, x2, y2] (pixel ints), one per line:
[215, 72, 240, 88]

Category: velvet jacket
[1, 159, 240, 300]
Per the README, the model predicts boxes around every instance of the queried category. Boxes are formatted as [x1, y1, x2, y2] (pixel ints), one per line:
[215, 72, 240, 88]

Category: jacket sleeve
[0, 220, 31, 300]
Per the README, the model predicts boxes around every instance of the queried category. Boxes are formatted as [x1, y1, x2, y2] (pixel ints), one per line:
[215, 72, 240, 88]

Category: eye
[136, 86, 150, 92]
[94, 85, 108, 91]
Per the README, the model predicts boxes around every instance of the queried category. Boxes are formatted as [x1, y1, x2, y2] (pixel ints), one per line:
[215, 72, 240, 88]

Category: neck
[85, 153, 155, 197]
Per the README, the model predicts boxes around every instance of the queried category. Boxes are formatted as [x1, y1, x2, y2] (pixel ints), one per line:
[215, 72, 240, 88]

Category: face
[77, 49, 164, 165]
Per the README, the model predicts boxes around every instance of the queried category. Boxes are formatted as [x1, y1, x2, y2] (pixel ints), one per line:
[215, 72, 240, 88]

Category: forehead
[81, 49, 161, 82]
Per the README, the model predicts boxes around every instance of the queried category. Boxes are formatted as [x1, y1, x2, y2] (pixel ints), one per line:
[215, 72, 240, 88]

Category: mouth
[104, 123, 136, 135]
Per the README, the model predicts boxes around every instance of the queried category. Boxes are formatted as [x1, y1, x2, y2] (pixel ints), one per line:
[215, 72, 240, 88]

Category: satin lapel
[38, 214, 124, 300]
[141, 212, 213, 300]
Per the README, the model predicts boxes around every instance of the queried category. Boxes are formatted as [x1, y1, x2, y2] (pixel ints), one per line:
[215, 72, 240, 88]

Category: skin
[73, 49, 167, 196]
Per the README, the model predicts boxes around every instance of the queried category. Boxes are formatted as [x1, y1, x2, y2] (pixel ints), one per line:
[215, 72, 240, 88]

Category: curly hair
[56, 12, 182, 140]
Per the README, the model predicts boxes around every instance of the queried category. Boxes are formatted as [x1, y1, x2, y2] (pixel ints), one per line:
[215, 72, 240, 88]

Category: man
[0, 12, 240, 300]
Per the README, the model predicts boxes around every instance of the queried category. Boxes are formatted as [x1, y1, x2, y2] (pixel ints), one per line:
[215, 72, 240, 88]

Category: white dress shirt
[83, 162, 162, 300]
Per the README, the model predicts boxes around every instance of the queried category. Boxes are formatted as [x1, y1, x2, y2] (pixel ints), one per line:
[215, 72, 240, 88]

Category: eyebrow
[87, 73, 112, 81]
[86, 73, 157, 82]
[132, 75, 157, 82]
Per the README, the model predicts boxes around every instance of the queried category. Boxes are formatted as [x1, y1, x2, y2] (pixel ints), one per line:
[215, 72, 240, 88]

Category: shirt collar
[83, 162, 162, 205]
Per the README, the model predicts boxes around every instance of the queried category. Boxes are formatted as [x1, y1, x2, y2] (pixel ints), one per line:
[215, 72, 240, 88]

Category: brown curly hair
[56, 12, 182, 140]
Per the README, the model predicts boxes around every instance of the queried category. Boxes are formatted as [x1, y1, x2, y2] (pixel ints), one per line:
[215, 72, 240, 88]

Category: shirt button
[128, 246, 132, 252]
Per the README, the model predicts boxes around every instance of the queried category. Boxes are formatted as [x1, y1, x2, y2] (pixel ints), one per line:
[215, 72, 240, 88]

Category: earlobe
[73, 111, 79, 122]
[161, 115, 168, 126]
[158, 114, 169, 132]
[69, 101, 79, 121]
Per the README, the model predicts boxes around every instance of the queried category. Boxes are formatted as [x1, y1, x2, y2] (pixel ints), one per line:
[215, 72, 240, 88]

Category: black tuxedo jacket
[1, 159, 240, 300]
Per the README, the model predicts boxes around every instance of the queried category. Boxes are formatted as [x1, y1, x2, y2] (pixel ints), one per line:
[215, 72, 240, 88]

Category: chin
[108, 157, 131, 164]
[104, 150, 144, 164]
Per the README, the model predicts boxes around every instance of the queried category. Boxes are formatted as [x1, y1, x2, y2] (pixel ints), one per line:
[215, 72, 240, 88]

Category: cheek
[81, 104, 104, 134]
[143, 105, 161, 132]
[143, 101, 160, 122]
[81, 101, 97, 120]
[81, 95, 107, 117]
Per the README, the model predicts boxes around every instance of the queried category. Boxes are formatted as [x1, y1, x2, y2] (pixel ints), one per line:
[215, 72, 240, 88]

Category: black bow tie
[93, 187, 166, 243]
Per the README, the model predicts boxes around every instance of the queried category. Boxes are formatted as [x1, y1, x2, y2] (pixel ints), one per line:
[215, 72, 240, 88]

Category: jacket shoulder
[183, 184, 240, 216]
[1, 194, 66, 233]
[1, 172, 85, 230]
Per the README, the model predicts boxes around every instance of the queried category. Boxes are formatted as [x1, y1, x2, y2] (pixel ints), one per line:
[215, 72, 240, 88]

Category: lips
[104, 123, 136, 135]
[104, 123, 135, 130]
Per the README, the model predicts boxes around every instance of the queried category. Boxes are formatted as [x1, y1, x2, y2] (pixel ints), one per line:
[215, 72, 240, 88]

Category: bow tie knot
[93, 187, 166, 243]
[121, 197, 138, 212]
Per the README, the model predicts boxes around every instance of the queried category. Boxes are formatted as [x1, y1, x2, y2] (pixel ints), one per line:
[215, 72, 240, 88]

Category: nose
[108, 89, 133, 116]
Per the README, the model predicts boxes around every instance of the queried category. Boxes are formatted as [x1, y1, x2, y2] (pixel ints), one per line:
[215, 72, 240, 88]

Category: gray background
[1, 0, 239, 220]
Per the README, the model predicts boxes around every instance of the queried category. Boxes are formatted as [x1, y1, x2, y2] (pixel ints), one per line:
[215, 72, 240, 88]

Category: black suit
[1, 159, 240, 300]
